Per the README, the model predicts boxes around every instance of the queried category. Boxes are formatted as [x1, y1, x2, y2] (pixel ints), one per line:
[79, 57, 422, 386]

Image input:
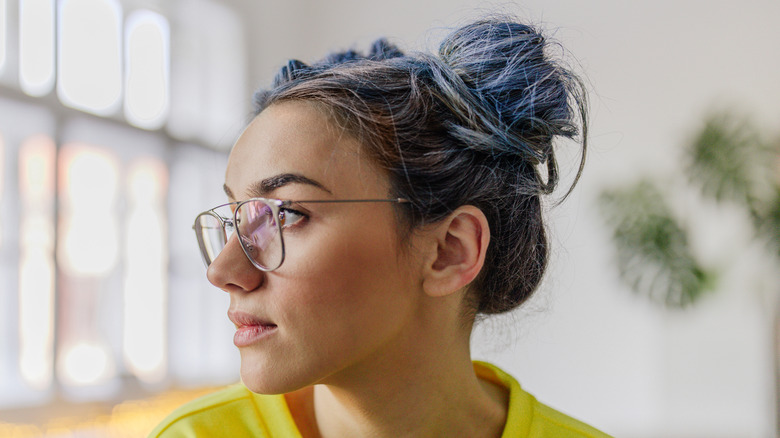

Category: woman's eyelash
[280, 207, 305, 217]
[279, 208, 307, 228]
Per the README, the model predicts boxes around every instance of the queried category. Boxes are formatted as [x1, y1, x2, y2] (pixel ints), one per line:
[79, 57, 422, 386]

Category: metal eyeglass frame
[193, 197, 410, 272]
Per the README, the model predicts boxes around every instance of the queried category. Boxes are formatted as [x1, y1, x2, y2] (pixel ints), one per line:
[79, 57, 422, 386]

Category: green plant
[599, 180, 715, 307]
[598, 110, 780, 434]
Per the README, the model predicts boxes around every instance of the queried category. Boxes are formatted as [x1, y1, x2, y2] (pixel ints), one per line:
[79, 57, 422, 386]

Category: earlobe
[422, 206, 490, 298]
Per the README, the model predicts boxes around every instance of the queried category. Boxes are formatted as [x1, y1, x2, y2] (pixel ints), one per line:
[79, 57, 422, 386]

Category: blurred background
[0, 0, 778, 437]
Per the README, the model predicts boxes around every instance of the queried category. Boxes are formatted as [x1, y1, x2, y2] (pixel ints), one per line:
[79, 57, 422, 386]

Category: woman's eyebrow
[223, 173, 332, 200]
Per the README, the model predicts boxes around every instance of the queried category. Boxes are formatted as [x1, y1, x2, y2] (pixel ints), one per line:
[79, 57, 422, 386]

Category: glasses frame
[193, 197, 410, 272]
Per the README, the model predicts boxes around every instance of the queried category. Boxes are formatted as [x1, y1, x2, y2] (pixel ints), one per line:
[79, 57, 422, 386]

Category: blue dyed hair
[253, 17, 588, 314]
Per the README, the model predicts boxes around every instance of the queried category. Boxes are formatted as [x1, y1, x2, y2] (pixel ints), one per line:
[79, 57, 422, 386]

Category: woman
[152, 16, 610, 437]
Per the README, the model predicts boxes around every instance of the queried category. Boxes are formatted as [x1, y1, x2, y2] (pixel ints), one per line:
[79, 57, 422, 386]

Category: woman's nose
[206, 234, 264, 293]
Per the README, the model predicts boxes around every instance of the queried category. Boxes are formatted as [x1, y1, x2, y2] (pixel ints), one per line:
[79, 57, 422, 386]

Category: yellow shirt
[150, 362, 612, 437]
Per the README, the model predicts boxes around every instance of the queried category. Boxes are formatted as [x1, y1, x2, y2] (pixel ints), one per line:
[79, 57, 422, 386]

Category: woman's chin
[241, 372, 285, 395]
[239, 358, 306, 395]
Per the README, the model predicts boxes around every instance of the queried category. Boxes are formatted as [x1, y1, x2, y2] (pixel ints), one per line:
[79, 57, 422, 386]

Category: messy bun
[253, 16, 588, 314]
[433, 20, 586, 193]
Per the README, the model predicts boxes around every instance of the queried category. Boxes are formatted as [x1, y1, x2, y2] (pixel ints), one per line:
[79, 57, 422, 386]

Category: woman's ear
[422, 205, 490, 298]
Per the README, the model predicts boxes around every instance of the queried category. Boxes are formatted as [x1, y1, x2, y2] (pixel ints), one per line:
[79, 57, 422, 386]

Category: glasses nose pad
[224, 217, 236, 235]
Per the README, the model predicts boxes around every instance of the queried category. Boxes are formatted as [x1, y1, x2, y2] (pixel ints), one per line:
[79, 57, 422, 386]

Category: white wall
[233, 1, 780, 436]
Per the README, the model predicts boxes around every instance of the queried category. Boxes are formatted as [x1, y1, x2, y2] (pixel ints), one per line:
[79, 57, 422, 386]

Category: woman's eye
[278, 209, 305, 228]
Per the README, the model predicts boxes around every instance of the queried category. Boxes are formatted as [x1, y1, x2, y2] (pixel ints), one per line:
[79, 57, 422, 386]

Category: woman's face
[209, 100, 424, 394]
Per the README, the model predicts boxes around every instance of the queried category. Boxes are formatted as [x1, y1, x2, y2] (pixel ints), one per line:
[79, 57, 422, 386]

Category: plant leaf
[599, 180, 715, 308]
[687, 112, 772, 212]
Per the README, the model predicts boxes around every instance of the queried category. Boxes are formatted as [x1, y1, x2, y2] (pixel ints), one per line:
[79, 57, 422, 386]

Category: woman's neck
[312, 362, 507, 438]
[286, 309, 508, 438]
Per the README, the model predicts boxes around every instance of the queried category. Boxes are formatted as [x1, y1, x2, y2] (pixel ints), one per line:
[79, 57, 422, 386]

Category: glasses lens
[236, 200, 283, 271]
[195, 213, 227, 266]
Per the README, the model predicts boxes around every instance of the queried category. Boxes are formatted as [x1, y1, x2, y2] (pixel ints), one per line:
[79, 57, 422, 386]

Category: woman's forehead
[225, 101, 387, 199]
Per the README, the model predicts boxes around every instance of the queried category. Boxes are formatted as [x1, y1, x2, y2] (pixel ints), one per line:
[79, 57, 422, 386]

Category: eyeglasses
[193, 197, 409, 271]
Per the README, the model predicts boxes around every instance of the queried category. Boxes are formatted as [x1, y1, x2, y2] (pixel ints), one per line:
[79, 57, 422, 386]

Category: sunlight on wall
[19, 0, 55, 97]
[57, 0, 122, 115]
[18, 134, 56, 390]
[124, 10, 169, 130]
[57, 144, 120, 276]
[123, 158, 168, 383]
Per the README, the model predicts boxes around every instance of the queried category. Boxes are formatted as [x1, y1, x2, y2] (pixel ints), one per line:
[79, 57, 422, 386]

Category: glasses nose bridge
[221, 216, 235, 233]
[206, 206, 235, 234]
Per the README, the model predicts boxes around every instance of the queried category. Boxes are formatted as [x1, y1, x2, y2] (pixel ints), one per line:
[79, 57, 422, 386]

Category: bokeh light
[123, 158, 168, 383]
[58, 342, 113, 386]
[17, 134, 56, 390]
[57, 144, 120, 277]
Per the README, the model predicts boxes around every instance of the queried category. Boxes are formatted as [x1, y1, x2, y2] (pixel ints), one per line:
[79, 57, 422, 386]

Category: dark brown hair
[253, 17, 588, 314]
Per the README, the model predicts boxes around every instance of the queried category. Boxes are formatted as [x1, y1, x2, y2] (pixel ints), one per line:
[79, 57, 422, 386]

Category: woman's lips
[228, 310, 277, 347]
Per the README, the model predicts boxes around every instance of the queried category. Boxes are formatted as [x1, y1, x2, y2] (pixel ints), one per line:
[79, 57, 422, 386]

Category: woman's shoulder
[474, 361, 613, 438]
[148, 383, 299, 438]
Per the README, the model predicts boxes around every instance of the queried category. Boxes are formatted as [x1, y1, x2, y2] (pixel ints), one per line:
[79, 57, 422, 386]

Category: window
[0, 0, 7, 74]
[0, 0, 246, 419]
[57, 0, 122, 115]
[0, 0, 18, 87]
[166, 0, 246, 149]
[124, 10, 169, 130]
[19, 0, 55, 97]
